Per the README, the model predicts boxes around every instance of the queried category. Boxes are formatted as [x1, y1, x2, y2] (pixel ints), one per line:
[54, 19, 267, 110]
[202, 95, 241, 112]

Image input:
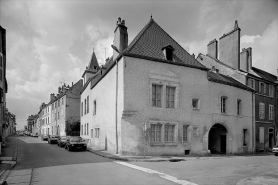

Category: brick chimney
[207, 39, 218, 59]
[50, 93, 55, 101]
[113, 17, 128, 59]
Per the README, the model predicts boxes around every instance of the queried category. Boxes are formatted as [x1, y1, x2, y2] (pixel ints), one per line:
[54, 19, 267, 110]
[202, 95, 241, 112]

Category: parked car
[41, 134, 48, 141]
[48, 135, 59, 144]
[65, 136, 87, 151]
[272, 145, 278, 156]
[57, 136, 68, 147]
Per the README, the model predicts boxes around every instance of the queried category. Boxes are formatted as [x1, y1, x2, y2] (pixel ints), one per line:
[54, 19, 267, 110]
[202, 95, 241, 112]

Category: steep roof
[123, 18, 206, 70]
[207, 71, 253, 92]
[252, 67, 277, 83]
[82, 51, 100, 78]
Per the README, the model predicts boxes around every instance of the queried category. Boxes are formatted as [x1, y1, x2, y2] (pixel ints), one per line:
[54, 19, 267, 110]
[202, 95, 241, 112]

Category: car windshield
[61, 137, 67, 140]
[51, 136, 58, 138]
[69, 137, 83, 142]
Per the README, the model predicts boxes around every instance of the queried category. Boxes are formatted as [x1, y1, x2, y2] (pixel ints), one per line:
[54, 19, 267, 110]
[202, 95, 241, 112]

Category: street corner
[236, 176, 278, 185]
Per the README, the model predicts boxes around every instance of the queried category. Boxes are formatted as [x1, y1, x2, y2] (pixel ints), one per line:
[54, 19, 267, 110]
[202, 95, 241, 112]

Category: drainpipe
[112, 45, 120, 154]
[252, 91, 255, 153]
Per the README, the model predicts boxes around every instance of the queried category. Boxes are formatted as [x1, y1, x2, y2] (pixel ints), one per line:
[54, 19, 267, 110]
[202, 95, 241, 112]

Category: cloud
[241, 19, 278, 75]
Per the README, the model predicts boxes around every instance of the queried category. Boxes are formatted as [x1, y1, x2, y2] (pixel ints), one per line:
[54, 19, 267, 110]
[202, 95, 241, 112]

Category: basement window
[161, 45, 175, 61]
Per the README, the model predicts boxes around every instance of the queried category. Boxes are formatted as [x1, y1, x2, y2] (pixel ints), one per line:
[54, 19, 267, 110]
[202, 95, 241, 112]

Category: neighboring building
[2, 109, 16, 139]
[196, 21, 278, 152]
[49, 80, 83, 136]
[39, 103, 51, 136]
[80, 17, 254, 156]
[0, 26, 8, 142]
[27, 115, 36, 135]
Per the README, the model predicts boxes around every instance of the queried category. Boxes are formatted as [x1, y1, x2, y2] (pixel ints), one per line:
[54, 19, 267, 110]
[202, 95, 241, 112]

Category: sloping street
[1, 135, 278, 185]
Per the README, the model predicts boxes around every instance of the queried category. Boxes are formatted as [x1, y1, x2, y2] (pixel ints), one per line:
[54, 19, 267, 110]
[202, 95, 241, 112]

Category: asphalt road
[12, 136, 278, 185]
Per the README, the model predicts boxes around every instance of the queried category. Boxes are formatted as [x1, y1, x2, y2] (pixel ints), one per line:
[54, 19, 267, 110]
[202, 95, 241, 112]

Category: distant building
[80, 17, 254, 156]
[2, 109, 16, 139]
[197, 21, 278, 152]
[0, 26, 8, 142]
[48, 80, 83, 136]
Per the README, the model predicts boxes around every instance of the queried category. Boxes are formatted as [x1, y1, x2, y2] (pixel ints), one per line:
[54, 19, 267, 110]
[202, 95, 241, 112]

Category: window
[247, 78, 255, 89]
[58, 100, 60, 107]
[150, 124, 162, 142]
[165, 124, 175, 142]
[95, 128, 100, 138]
[52, 104, 54, 110]
[81, 125, 83, 135]
[62, 98, 63, 105]
[84, 124, 86, 135]
[91, 129, 93, 138]
[93, 100, 96, 115]
[237, 99, 242, 116]
[259, 127, 264, 143]
[192, 99, 200, 109]
[81, 102, 83, 116]
[87, 123, 89, 135]
[269, 104, 274, 120]
[221, 97, 227, 113]
[55, 102, 57, 108]
[243, 129, 247, 146]
[183, 125, 188, 142]
[193, 127, 198, 136]
[259, 82, 266, 95]
[259, 103, 265, 119]
[152, 84, 162, 107]
[269, 85, 274, 97]
[84, 99, 87, 115]
[58, 112, 59, 119]
[166, 86, 175, 108]
[87, 96, 89, 113]
[162, 45, 174, 61]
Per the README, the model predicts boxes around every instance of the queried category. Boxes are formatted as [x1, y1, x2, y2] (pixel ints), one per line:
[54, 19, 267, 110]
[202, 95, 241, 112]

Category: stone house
[196, 21, 278, 152]
[80, 17, 254, 156]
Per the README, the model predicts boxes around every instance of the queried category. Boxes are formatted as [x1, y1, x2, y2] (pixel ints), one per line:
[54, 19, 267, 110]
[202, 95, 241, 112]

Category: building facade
[196, 21, 278, 152]
[0, 26, 8, 142]
[80, 17, 254, 156]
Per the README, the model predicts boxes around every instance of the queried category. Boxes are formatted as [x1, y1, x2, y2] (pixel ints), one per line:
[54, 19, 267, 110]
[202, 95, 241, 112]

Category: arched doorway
[208, 123, 227, 154]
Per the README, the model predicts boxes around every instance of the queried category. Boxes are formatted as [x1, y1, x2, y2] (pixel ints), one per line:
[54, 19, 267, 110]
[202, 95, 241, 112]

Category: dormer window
[162, 45, 175, 61]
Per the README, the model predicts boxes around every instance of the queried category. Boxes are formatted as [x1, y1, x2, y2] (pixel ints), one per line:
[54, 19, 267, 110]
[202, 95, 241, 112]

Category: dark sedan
[41, 134, 48, 141]
[48, 135, 59, 144]
[57, 136, 68, 147]
[65, 136, 87, 151]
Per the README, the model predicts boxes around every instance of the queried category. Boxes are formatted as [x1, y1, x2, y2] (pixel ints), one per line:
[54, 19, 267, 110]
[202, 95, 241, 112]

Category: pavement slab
[9, 169, 32, 177]
[0, 157, 13, 161]
[1, 161, 16, 165]
[6, 175, 31, 184]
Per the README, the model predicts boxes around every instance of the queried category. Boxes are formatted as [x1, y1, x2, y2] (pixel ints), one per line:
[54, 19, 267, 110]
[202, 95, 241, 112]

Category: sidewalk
[86, 146, 274, 162]
[0, 135, 18, 185]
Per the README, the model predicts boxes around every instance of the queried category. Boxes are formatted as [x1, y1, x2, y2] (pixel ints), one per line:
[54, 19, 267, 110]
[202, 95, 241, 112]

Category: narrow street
[3, 135, 278, 185]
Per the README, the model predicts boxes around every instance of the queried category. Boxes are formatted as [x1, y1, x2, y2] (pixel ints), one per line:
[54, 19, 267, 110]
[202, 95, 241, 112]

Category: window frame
[95, 128, 100, 138]
[150, 78, 179, 109]
[192, 99, 200, 110]
[259, 102, 265, 119]
[237, 99, 242, 116]
[183, 125, 189, 143]
[149, 121, 178, 145]
[243, 129, 247, 146]
[166, 86, 176, 108]
[93, 100, 96, 116]
[221, 96, 227, 114]
[269, 104, 274, 120]
[152, 84, 163, 108]
[269, 85, 274, 98]
[87, 96, 89, 114]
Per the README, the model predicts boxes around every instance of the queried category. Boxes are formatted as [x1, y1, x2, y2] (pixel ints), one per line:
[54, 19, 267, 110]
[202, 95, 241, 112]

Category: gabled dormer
[161, 45, 175, 61]
[82, 51, 100, 85]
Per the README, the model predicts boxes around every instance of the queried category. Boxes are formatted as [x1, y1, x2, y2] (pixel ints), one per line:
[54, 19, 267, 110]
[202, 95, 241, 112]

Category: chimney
[113, 17, 128, 59]
[207, 39, 218, 59]
[58, 87, 62, 93]
[192, 53, 195, 59]
[50, 93, 55, 101]
[219, 20, 241, 70]
[246, 47, 252, 72]
[240, 48, 248, 72]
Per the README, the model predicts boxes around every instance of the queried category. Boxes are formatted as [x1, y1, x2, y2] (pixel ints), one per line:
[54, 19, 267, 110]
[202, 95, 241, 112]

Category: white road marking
[114, 161, 198, 185]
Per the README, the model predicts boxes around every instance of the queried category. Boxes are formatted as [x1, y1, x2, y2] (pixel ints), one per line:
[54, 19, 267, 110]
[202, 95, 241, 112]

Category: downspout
[115, 58, 119, 154]
[252, 91, 255, 153]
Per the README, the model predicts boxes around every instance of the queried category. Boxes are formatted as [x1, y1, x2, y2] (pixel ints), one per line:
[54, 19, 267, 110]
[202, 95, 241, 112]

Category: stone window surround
[149, 76, 180, 109]
[149, 120, 178, 146]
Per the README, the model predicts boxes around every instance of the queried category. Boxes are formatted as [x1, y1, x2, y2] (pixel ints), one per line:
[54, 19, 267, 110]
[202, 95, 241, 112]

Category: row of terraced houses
[27, 17, 278, 156]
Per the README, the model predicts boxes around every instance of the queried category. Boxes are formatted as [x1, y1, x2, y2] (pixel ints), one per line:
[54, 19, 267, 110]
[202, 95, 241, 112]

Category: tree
[65, 117, 80, 136]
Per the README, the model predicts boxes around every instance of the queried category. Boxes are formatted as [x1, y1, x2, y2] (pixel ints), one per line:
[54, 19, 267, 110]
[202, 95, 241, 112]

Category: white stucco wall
[120, 56, 253, 156]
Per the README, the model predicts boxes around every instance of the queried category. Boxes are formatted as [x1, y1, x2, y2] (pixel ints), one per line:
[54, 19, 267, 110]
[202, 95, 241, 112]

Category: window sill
[150, 142, 178, 146]
[192, 108, 200, 110]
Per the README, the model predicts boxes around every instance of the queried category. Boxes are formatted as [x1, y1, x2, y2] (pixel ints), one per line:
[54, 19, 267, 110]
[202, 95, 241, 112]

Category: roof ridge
[252, 67, 277, 77]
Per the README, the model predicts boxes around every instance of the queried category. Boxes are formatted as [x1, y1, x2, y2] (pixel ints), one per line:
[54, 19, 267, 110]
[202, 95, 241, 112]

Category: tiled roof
[207, 71, 253, 92]
[123, 18, 206, 70]
[252, 67, 277, 83]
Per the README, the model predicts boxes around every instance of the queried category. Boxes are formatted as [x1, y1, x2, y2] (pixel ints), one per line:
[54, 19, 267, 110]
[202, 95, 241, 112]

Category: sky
[0, 0, 277, 130]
